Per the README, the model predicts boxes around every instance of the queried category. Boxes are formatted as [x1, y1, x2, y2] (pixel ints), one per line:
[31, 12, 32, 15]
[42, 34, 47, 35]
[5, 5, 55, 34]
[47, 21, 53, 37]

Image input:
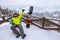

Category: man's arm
[19, 12, 24, 19]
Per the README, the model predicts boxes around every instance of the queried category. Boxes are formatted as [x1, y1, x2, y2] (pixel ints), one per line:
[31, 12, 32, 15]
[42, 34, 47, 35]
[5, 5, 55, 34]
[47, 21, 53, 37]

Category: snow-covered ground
[0, 22, 60, 40]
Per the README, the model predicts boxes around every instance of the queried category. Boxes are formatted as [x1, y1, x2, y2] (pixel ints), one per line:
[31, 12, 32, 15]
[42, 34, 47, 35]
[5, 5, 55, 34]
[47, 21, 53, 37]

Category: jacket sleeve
[9, 18, 13, 25]
[19, 12, 24, 19]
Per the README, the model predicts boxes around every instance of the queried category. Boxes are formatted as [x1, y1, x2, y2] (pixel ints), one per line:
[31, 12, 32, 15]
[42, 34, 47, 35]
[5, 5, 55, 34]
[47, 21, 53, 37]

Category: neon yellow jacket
[12, 11, 24, 24]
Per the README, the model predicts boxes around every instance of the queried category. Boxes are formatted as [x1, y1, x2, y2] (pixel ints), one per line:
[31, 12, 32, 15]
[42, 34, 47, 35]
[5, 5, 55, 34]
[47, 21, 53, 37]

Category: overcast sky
[0, 0, 60, 12]
[0, 0, 60, 7]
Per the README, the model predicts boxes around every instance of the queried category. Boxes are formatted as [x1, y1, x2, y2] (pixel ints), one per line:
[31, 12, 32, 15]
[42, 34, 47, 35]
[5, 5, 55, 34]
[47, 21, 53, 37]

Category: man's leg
[18, 24, 26, 39]
[11, 25, 20, 38]
[26, 24, 30, 28]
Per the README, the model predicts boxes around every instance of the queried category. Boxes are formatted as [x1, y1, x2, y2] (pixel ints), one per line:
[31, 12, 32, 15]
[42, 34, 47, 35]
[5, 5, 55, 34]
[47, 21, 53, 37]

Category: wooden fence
[0, 16, 60, 30]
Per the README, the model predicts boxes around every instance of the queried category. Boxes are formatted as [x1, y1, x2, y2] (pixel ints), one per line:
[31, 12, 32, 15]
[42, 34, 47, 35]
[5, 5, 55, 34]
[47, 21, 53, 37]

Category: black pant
[11, 24, 25, 37]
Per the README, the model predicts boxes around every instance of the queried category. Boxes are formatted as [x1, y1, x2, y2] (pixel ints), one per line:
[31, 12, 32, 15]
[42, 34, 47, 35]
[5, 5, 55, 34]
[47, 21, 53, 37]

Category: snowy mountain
[32, 10, 60, 19]
[0, 22, 60, 40]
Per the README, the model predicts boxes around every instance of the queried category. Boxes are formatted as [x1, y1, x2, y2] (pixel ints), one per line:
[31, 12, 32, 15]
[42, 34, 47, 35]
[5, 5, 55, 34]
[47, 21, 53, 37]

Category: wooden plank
[47, 18, 60, 21]
[44, 28, 60, 30]
[32, 22, 43, 29]
[32, 18, 43, 21]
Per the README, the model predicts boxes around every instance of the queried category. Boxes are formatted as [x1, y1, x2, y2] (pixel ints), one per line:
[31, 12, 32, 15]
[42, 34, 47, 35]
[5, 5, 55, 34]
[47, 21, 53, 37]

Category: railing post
[42, 17, 45, 28]
[2, 16, 5, 21]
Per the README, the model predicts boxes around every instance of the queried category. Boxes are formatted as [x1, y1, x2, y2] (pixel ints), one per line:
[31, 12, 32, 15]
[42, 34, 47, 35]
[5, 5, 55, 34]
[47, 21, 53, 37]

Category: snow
[53, 14, 59, 17]
[0, 18, 2, 20]
[0, 22, 60, 40]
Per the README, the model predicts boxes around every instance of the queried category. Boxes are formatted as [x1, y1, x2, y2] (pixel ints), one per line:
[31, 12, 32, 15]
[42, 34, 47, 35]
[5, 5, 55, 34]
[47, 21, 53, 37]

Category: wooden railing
[31, 17, 60, 30]
[0, 16, 60, 30]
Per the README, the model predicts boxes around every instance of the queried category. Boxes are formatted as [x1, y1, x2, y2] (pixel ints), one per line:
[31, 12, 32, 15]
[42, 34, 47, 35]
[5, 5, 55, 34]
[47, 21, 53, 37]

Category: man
[10, 9, 26, 39]
[26, 16, 31, 28]
[26, 6, 33, 28]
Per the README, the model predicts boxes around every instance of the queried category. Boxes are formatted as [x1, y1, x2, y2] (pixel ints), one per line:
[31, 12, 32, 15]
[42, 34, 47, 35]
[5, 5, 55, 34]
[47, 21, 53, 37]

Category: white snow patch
[0, 22, 60, 40]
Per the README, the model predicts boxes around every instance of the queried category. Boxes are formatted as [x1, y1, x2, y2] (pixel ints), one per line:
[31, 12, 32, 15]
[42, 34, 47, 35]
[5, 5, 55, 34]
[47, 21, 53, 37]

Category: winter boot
[16, 34, 20, 38]
[22, 34, 26, 39]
